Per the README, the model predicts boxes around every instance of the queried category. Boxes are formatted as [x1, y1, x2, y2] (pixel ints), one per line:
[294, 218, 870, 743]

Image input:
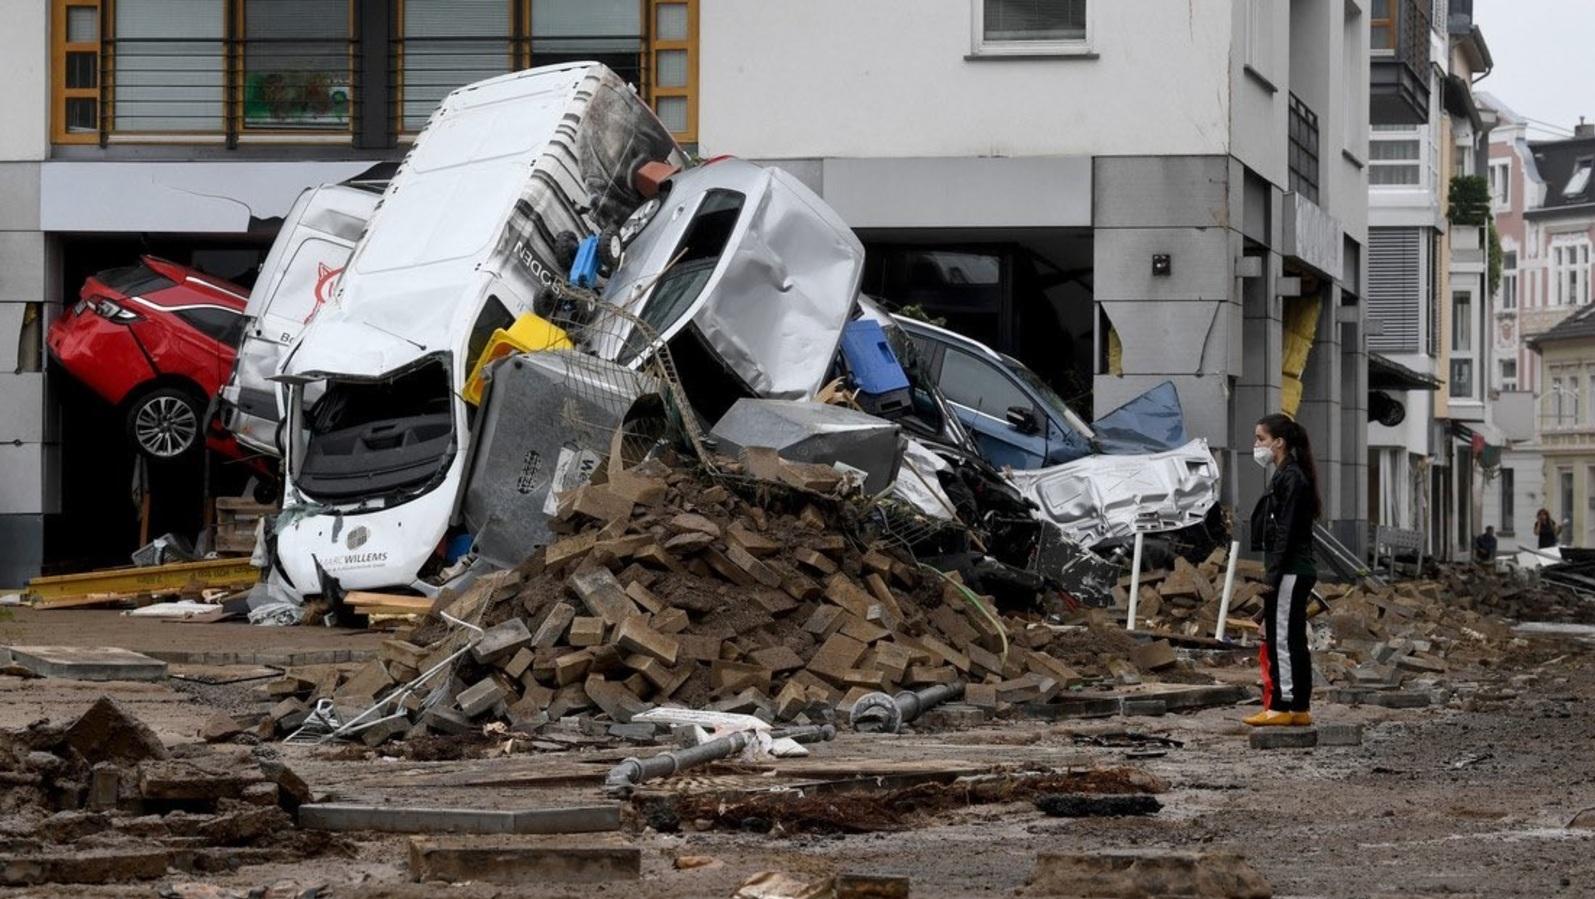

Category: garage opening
[44, 235, 274, 574]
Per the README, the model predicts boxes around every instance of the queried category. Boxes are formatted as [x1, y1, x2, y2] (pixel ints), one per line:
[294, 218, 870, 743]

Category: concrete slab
[300, 803, 621, 835]
[5, 645, 167, 681]
[408, 837, 641, 884]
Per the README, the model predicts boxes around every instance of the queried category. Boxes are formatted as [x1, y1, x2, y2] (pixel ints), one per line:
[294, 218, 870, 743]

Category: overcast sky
[1472, 0, 1595, 138]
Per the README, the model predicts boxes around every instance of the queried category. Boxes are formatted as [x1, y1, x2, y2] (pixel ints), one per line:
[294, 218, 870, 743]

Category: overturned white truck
[270, 63, 686, 596]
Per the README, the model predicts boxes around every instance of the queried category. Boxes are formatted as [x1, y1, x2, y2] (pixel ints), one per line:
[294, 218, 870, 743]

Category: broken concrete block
[472, 618, 534, 666]
[1315, 723, 1363, 746]
[567, 567, 639, 627]
[1249, 728, 1318, 750]
[544, 531, 599, 570]
[835, 874, 911, 898]
[408, 836, 640, 884]
[360, 716, 411, 747]
[1026, 851, 1271, 898]
[965, 683, 998, 711]
[558, 483, 635, 525]
[199, 712, 245, 743]
[381, 638, 431, 671]
[335, 659, 396, 703]
[532, 603, 578, 648]
[824, 574, 874, 618]
[794, 547, 839, 576]
[1367, 691, 1430, 709]
[806, 633, 868, 684]
[457, 678, 507, 718]
[624, 580, 667, 614]
[584, 677, 651, 723]
[615, 616, 679, 666]
[750, 645, 805, 673]
[568, 617, 607, 647]
[1121, 699, 1168, 717]
[64, 697, 168, 765]
[553, 649, 596, 686]
[711, 660, 773, 694]
[1131, 640, 1178, 672]
[651, 607, 690, 635]
[87, 763, 121, 811]
[502, 647, 537, 680]
[422, 707, 474, 737]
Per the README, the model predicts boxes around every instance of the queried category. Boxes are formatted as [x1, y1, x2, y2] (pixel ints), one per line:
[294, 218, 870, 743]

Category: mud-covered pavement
[1, 619, 1591, 898]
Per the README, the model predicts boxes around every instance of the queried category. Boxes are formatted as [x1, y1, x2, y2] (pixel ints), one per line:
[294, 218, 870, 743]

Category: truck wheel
[126, 387, 205, 461]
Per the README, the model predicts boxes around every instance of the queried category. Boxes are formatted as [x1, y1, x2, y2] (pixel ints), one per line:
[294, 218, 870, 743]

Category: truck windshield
[296, 358, 455, 503]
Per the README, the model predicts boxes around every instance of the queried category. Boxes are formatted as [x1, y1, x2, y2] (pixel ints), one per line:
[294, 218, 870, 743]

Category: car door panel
[935, 347, 1046, 469]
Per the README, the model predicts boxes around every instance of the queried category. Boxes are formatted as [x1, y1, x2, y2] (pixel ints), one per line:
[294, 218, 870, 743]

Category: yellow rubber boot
[1242, 709, 1297, 727]
[1291, 711, 1313, 726]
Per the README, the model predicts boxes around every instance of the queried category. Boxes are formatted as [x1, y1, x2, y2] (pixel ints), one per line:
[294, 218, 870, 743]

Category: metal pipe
[603, 723, 839, 796]
[1214, 538, 1241, 641]
[850, 682, 965, 734]
[1126, 531, 1145, 630]
[604, 730, 754, 796]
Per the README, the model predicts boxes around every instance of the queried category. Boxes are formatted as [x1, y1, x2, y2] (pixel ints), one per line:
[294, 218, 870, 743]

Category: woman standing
[1245, 414, 1320, 727]
[1534, 508, 1560, 549]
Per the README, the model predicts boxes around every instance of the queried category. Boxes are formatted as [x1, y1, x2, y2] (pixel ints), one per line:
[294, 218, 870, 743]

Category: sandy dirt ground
[2, 613, 1593, 898]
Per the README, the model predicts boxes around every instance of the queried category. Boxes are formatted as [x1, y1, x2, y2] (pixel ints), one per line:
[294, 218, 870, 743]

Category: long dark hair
[1258, 413, 1322, 520]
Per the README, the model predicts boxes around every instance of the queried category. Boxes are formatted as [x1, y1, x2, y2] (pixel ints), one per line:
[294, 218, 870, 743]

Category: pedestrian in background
[1534, 509, 1560, 549]
[1473, 526, 1498, 564]
[1245, 413, 1320, 728]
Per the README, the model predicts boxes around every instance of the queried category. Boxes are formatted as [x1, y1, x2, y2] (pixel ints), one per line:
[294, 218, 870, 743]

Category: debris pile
[277, 460, 1197, 746]
[0, 698, 340, 887]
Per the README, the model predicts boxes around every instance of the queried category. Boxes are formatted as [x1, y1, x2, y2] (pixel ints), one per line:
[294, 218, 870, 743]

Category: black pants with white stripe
[1265, 572, 1315, 712]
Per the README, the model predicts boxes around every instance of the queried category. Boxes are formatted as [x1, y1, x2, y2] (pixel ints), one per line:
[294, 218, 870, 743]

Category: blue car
[894, 316, 1095, 471]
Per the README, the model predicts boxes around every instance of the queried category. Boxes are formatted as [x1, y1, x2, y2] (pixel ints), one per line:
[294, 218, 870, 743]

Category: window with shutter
[1367, 228, 1423, 353]
[973, 0, 1090, 55]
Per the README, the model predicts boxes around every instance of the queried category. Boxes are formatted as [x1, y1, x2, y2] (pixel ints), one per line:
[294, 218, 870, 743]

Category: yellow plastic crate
[462, 313, 574, 405]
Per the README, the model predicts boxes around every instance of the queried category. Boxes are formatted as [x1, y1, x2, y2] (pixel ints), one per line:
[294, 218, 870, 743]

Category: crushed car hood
[598, 158, 863, 400]
[1008, 438, 1220, 547]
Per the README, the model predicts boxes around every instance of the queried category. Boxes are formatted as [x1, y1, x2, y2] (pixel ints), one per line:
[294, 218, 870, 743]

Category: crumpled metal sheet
[1091, 380, 1191, 455]
[1008, 438, 1219, 547]
[709, 399, 902, 495]
[890, 438, 959, 519]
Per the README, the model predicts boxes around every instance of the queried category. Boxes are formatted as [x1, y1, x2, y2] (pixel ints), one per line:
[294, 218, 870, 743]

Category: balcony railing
[1370, 0, 1433, 126]
[79, 35, 646, 147]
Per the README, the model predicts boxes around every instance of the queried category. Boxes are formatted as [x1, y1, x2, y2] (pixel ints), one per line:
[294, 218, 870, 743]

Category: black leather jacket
[1249, 456, 1317, 582]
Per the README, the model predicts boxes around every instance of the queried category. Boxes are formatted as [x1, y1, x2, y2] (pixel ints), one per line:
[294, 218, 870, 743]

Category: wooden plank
[26, 557, 259, 601]
[37, 593, 138, 610]
[344, 591, 434, 612]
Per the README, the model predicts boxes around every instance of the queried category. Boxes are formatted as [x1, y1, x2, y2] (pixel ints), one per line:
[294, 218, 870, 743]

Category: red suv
[48, 256, 249, 462]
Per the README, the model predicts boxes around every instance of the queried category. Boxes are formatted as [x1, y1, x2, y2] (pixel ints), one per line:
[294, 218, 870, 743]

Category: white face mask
[1252, 445, 1274, 469]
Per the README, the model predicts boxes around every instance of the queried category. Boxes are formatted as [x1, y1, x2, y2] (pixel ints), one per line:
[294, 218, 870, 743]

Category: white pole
[1126, 531, 1144, 631]
[1214, 538, 1242, 642]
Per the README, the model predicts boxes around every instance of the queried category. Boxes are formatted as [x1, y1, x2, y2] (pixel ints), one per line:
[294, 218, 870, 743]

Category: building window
[972, 0, 1090, 55]
[648, 0, 696, 141]
[1450, 358, 1473, 400]
[399, 0, 512, 133]
[1500, 358, 1517, 390]
[1288, 93, 1320, 204]
[1452, 290, 1472, 353]
[1565, 158, 1593, 198]
[52, 1, 101, 142]
[1500, 467, 1515, 535]
[1489, 160, 1511, 210]
[1553, 239, 1591, 306]
[243, 0, 352, 132]
[1560, 470, 1574, 534]
[113, 0, 227, 133]
[1501, 251, 1518, 310]
[1370, 125, 1423, 186]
